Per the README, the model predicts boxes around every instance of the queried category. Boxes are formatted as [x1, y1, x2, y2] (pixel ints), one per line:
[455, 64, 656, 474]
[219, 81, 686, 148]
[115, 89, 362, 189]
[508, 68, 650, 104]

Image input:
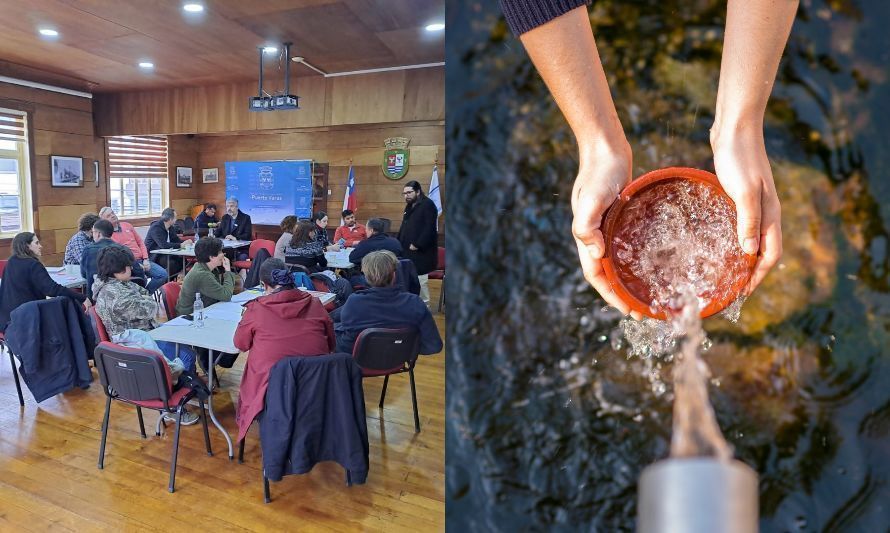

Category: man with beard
[214, 196, 253, 242]
[397, 180, 438, 305]
[334, 209, 367, 247]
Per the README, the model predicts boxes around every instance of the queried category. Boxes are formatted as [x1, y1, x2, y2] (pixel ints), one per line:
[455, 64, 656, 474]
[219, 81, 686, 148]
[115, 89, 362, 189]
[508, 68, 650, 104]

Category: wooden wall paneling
[37, 203, 97, 231]
[0, 82, 92, 113]
[31, 107, 94, 136]
[254, 76, 327, 131]
[401, 68, 445, 122]
[168, 135, 199, 205]
[329, 71, 406, 126]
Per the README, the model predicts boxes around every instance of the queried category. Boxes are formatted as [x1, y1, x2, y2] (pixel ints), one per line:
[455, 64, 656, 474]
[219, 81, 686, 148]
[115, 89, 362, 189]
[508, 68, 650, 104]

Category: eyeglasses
[402, 191, 414, 196]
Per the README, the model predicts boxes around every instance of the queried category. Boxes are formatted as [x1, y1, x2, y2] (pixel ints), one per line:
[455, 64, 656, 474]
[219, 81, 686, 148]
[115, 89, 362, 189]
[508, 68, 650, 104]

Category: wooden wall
[167, 135, 200, 218]
[93, 68, 444, 136]
[193, 121, 445, 233]
[0, 81, 104, 266]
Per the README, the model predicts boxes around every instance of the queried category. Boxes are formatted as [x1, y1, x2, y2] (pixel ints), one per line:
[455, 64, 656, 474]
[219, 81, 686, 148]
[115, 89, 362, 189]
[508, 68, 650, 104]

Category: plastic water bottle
[193, 292, 205, 328]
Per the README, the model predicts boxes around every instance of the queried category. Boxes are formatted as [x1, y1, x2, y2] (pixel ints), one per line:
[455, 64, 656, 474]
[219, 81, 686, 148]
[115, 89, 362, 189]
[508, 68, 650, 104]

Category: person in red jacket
[333, 209, 367, 247]
[233, 258, 335, 441]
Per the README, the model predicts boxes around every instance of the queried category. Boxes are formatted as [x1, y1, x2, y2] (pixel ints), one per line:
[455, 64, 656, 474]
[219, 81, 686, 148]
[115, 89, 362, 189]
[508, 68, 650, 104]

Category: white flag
[429, 165, 442, 230]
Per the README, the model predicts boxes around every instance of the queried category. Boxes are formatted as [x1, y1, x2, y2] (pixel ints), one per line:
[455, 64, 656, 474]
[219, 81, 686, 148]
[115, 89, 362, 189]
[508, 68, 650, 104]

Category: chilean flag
[340, 165, 357, 224]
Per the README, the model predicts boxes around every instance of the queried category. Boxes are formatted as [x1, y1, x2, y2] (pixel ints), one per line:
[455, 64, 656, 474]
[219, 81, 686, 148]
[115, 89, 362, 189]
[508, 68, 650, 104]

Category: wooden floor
[0, 283, 445, 532]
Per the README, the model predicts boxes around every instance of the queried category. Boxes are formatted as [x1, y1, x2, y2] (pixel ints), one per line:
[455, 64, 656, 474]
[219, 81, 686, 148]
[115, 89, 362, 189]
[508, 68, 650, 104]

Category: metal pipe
[283, 42, 292, 95]
[638, 458, 758, 533]
[257, 47, 264, 97]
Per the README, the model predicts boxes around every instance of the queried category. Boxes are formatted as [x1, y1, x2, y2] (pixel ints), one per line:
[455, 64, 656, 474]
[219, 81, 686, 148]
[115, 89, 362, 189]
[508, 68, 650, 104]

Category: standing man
[194, 203, 218, 237]
[98, 206, 168, 293]
[334, 209, 367, 247]
[397, 180, 438, 305]
[63, 212, 99, 265]
[145, 207, 184, 278]
[215, 197, 253, 242]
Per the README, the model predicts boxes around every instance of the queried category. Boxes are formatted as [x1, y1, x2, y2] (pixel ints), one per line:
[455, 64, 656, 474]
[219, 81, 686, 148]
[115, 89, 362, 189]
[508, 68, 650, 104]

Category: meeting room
[0, 1, 445, 529]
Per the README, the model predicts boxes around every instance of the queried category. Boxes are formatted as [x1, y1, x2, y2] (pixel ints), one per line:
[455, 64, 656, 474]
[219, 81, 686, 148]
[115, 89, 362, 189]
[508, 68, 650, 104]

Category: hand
[409, 244, 418, 251]
[711, 126, 782, 293]
[222, 256, 232, 272]
[142, 259, 151, 270]
[226, 235, 236, 241]
[83, 299, 92, 310]
[328, 244, 341, 252]
[572, 142, 642, 319]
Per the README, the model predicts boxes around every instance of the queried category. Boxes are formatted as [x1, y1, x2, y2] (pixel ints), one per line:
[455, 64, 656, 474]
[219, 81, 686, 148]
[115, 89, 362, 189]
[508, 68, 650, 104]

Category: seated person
[63, 212, 99, 265]
[214, 197, 253, 242]
[284, 220, 328, 272]
[0, 232, 88, 332]
[176, 236, 238, 316]
[312, 211, 340, 251]
[233, 258, 335, 441]
[335, 250, 442, 354]
[334, 209, 367, 247]
[194, 203, 218, 237]
[274, 215, 298, 261]
[93, 245, 199, 424]
[82, 219, 134, 301]
[145, 207, 184, 277]
[348, 217, 403, 265]
[99, 206, 167, 293]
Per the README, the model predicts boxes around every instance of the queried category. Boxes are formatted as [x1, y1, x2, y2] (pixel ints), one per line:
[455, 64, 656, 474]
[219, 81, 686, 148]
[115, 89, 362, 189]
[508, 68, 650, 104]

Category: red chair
[159, 282, 182, 320]
[353, 328, 422, 433]
[233, 239, 275, 271]
[87, 307, 111, 342]
[94, 341, 212, 493]
[0, 332, 25, 407]
[427, 247, 445, 312]
[0, 259, 7, 278]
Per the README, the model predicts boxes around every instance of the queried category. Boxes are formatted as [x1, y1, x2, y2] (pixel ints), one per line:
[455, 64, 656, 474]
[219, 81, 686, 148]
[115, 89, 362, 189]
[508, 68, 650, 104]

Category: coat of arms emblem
[382, 137, 410, 180]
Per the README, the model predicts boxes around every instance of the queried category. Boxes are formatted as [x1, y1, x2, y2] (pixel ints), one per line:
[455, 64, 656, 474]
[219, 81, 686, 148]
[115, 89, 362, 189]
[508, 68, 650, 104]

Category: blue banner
[224, 160, 313, 225]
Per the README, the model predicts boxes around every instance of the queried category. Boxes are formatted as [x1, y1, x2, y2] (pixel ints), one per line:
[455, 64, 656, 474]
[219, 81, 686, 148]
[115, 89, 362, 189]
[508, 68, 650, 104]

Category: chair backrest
[436, 246, 445, 271]
[379, 218, 392, 235]
[173, 219, 185, 234]
[249, 239, 275, 260]
[183, 216, 195, 231]
[94, 341, 173, 404]
[160, 282, 181, 320]
[0, 258, 7, 278]
[87, 307, 111, 342]
[352, 327, 420, 374]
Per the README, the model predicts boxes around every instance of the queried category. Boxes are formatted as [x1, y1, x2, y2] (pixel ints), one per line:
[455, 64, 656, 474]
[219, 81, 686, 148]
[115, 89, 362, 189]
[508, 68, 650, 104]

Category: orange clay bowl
[600, 167, 756, 320]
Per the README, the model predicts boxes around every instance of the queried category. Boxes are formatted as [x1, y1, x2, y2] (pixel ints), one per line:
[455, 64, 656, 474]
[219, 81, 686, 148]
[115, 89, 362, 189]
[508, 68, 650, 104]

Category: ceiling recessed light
[425, 23, 445, 32]
[138, 61, 154, 69]
[38, 28, 59, 37]
[183, 3, 204, 12]
[262, 46, 278, 54]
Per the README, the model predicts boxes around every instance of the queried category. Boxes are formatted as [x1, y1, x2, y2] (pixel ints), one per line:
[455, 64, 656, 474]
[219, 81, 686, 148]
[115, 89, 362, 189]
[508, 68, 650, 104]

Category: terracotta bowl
[600, 167, 756, 319]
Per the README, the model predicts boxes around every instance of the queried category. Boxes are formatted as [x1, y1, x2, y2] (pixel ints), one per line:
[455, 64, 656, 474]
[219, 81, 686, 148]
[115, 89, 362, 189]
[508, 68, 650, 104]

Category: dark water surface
[446, 1, 890, 530]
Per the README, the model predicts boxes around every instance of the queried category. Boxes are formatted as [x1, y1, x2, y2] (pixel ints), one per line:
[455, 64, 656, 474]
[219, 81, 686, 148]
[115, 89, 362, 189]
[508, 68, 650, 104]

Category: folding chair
[0, 332, 25, 407]
[353, 328, 422, 432]
[428, 246, 445, 312]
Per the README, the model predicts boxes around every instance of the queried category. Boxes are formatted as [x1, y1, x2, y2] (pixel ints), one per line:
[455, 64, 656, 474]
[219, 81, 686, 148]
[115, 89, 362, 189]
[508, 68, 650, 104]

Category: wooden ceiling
[0, 0, 445, 93]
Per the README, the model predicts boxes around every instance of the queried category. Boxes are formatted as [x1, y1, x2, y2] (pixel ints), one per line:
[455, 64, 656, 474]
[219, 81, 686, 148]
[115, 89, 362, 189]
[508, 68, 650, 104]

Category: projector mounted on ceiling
[249, 41, 300, 112]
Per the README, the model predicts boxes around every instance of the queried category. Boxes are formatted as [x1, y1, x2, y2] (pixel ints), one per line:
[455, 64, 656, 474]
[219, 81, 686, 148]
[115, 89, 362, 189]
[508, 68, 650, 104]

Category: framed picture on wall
[50, 155, 83, 187]
[176, 166, 193, 188]
[202, 167, 219, 183]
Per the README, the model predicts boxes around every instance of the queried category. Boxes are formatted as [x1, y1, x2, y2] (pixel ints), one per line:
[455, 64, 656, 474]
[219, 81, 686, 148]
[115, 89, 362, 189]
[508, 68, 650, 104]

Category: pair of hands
[225, 235, 237, 241]
[572, 130, 782, 319]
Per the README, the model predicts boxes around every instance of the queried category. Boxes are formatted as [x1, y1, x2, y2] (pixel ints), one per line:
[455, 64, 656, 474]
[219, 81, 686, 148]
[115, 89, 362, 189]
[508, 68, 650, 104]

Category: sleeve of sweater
[32, 261, 86, 303]
[417, 305, 443, 355]
[198, 271, 236, 302]
[499, 0, 591, 36]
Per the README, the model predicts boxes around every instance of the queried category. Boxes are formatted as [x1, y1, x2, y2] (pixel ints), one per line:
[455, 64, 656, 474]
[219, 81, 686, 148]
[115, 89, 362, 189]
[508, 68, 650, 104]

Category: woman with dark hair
[175, 236, 238, 316]
[274, 215, 299, 260]
[312, 211, 340, 251]
[233, 258, 335, 441]
[284, 221, 328, 272]
[0, 232, 88, 332]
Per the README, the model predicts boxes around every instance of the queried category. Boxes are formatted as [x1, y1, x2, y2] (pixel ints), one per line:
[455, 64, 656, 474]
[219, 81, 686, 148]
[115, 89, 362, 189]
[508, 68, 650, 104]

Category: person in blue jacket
[335, 250, 442, 354]
[0, 232, 88, 332]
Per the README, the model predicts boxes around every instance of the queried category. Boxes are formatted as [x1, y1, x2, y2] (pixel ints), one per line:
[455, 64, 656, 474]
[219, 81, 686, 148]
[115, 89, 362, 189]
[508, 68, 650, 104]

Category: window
[107, 135, 168, 218]
[0, 108, 33, 237]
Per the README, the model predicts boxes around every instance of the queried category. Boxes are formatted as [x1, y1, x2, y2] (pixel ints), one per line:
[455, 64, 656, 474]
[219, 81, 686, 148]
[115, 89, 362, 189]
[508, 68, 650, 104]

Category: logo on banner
[383, 137, 410, 180]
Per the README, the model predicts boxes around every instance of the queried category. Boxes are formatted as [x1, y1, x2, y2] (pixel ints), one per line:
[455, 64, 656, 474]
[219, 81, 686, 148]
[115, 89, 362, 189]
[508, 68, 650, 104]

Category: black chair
[183, 216, 195, 234]
[94, 341, 212, 493]
[353, 328, 422, 432]
[0, 332, 25, 407]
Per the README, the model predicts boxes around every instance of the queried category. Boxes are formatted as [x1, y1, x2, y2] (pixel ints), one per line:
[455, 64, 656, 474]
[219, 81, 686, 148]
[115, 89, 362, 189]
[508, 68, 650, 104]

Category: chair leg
[200, 401, 212, 456]
[98, 396, 112, 469]
[378, 375, 389, 409]
[136, 406, 146, 438]
[8, 351, 24, 407]
[263, 473, 271, 504]
[156, 413, 166, 436]
[238, 437, 245, 464]
[437, 281, 445, 312]
[168, 409, 184, 493]
[409, 368, 420, 433]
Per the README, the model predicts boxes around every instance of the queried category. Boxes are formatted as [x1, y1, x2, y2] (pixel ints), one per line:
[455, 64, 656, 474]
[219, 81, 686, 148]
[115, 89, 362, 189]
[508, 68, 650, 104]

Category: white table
[325, 248, 355, 270]
[148, 288, 336, 459]
[45, 266, 86, 289]
[152, 240, 251, 276]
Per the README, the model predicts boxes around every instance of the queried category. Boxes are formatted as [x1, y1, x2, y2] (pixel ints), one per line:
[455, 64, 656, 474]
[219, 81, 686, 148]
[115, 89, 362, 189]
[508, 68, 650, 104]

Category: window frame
[106, 135, 169, 220]
[0, 107, 34, 238]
